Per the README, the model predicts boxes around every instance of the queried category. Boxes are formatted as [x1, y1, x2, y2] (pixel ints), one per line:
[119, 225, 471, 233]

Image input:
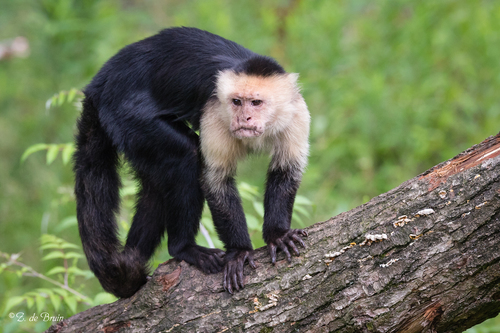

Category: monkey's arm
[263, 163, 308, 264]
[202, 169, 256, 294]
[263, 97, 310, 264]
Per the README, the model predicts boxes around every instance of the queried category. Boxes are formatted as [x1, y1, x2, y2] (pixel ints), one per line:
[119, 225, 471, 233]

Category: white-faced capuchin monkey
[74, 27, 310, 298]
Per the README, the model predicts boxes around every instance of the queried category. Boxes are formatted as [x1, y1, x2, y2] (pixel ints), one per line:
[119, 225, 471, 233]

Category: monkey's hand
[223, 249, 256, 294]
[174, 245, 225, 274]
[267, 229, 308, 265]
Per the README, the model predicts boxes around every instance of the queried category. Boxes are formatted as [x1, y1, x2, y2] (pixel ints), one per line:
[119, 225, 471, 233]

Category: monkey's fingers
[207, 255, 224, 273]
[276, 239, 292, 262]
[223, 249, 255, 293]
[231, 267, 240, 292]
[268, 243, 278, 265]
[210, 248, 226, 258]
[287, 239, 300, 256]
[298, 229, 309, 237]
[248, 253, 257, 269]
[237, 255, 246, 289]
[291, 233, 306, 248]
[223, 265, 233, 294]
[212, 252, 225, 266]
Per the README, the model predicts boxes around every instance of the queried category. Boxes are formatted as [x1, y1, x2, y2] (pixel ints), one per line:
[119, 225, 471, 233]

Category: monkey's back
[84, 27, 256, 130]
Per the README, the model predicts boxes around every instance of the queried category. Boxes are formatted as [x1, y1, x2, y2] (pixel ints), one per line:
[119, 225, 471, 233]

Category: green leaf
[40, 234, 59, 244]
[53, 288, 68, 298]
[239, 190, 255, 201]
[252, 201, 264, 218]
[93, 292, 117, 306]
[200, 217, 215, 233]
[36, 288, 54, 296]
[46, 145, 60, 165]
[238, 182, 259, 196]
[26, 296, 34, 309]
[21, 143, 48, 163]
[120, 183, 138, 197]
[49, 292, 61, 312]
[2, 296, 24, 315]
[246, 214, 260, 230]
[58, 239, 80, 249]
[64, 295, 77, 314]
[61, 144, 75, 165]
[292, 214, 305, 227]
[64, 252, 83, 259]
[294, 195, 313, 206]
[36, 295, 46, 313]
[57, 92, 66, 106]
[67, 88, 78, 102]
[238, 182, 259, 201]
[42, 251, 65, 261]
[46, 266, 67, 276]
[66, 267, 88, 276]
[54, 216, 78, 233]
[79, 269, 95, 279]
[51, 95, 58, 109]
[40, 244, 62, 250]
[24, 291, 40, 297]
[293, 204, 310, 218]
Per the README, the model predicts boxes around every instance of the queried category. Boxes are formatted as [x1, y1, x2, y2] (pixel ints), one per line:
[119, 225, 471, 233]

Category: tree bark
[48, 133, 500, 333]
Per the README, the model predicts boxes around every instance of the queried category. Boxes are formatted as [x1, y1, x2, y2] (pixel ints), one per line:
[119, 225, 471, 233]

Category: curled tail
[74, 98, 148, 298]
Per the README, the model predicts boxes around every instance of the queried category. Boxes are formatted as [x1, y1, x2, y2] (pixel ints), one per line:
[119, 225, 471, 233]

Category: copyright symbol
[9, 312, 15, 318]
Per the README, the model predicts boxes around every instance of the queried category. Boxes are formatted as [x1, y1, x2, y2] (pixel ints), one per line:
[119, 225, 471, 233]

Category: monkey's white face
[228, 96, 267, 138]
[200, 70, 310, 178]
[216, 71, 299, 140]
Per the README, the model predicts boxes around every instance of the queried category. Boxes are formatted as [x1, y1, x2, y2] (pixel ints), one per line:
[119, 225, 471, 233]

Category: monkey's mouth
[232, 127, 263, 138]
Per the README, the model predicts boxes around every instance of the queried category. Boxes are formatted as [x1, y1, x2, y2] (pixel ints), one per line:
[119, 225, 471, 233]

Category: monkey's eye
[232, 99, 242, 106]
[251, 100, 262, 106]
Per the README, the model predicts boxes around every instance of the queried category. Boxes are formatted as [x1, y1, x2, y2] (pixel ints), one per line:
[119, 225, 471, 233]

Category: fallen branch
[48, 133, 500, 333]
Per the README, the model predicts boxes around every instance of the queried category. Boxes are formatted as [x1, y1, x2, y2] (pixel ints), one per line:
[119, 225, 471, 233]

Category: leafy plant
[0, 235, 116, 317]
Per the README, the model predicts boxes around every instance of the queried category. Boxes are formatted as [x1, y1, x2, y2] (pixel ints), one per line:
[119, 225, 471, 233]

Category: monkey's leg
[121, 115, 224, 275]
[263, 165, 308, 264]
[125, 171, 224, 274]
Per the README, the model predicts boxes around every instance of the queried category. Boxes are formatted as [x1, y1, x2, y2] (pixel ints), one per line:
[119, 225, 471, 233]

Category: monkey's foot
[174, 245, 225, 274]
[267, 229, 308, 264]
[223, 249, 256, 294]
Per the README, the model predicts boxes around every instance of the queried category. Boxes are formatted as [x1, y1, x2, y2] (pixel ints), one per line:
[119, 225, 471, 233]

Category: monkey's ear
[287, 73, 301, 94]
[287, 73, 300, 85]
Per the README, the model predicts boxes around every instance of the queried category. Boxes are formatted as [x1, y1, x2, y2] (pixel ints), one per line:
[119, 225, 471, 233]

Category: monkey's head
[216, 70, 301, 140]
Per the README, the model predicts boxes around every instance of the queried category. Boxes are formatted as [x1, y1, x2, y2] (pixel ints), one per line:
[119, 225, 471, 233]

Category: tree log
[48, 133, 500, 333]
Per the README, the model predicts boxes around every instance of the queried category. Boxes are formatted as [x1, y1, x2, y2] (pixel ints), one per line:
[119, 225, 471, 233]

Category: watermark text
[9, 312, 64, 322]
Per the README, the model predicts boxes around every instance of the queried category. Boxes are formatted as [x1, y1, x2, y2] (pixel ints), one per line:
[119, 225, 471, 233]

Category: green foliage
[20, 89, 80, 165]
[1, 0, 500, 331]
[45, 88, 82, 111]
[465, 315, 500, 333]
[0, 234, 117, 331]
[21, 143, 75, 165]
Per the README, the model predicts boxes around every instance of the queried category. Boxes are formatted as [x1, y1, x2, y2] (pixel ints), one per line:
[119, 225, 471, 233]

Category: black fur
[233, 55, 285, 77]
[202, 176, 252, 250]
[263, 165, 301, 244]
[74, 27, 301, 298]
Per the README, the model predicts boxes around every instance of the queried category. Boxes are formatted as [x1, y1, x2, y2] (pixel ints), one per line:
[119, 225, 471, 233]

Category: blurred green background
[1, 0, 499, 332]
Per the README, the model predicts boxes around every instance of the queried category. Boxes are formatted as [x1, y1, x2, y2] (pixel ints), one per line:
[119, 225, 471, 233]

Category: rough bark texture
[48, 133, 500, 333]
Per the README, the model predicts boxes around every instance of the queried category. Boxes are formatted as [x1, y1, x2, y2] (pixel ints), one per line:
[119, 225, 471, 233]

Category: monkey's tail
[73, 97, 148, 298]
